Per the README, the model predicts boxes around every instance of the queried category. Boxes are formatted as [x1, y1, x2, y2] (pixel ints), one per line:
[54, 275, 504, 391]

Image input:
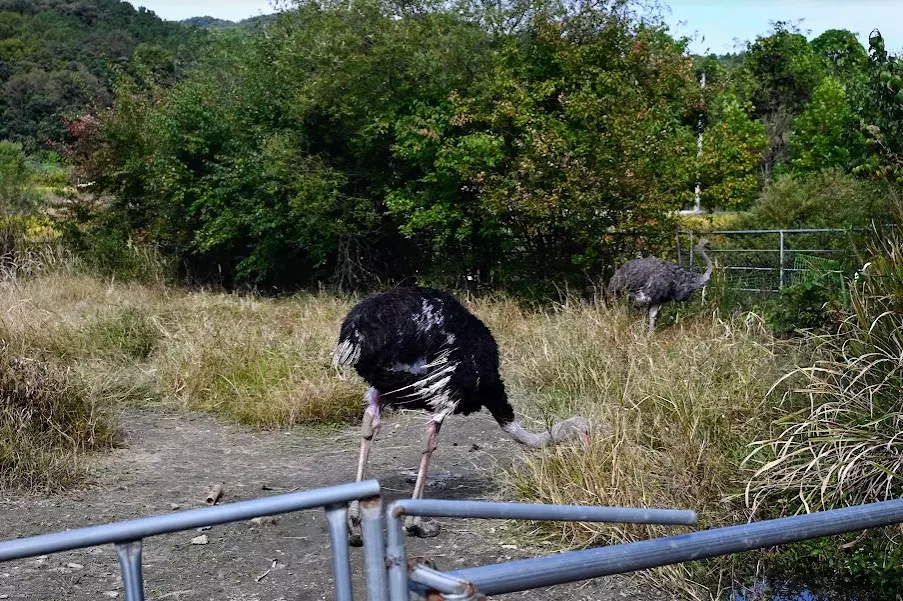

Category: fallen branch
[204, 483, 224, 506]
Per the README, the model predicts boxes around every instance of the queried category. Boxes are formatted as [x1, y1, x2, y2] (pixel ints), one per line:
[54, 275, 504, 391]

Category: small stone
[196, 526, 211, 532]
[0, 594, 9, 599]
[170, 503, 180, 510]
[250, 516, 278, 526]
[102, 592, 119, 598]
[190, 535, 209, 545]
[67, 563, 84, 569]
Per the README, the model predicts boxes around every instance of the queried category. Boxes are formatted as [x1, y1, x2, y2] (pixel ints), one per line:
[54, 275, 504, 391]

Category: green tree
[386, 5, 697, 284]
[0, 140, 30, 215]
[790, 76, 862, 172]
[697, 93, 766, 210]
[810, 28, 867, 79]
[80, 0, 699, 290]
[745, 22, 824, 116]
[744, 22, 824, 178]
[854, 29, 903, 183]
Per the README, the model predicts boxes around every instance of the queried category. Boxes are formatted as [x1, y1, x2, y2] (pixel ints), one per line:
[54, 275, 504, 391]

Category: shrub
[742, 169, 893, 230]
[742, 223, 903, 598]
[764, 256, 850, 335]
[0, 343, 118, 491]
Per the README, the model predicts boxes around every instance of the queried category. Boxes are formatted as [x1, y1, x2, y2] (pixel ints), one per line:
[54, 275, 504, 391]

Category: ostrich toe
[404, 515, 441, 538]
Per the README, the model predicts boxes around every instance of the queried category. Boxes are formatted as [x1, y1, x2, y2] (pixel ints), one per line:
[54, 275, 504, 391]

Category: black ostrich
[607, 238, 714, 333]
[333, 286, 589, 543]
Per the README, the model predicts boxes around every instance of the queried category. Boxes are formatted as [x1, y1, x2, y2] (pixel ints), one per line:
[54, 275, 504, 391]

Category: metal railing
[677, 228, 855, 293]
[0, 480, 387, 601]
[385, 499, 698, 601]
[6, 480, 903, 600]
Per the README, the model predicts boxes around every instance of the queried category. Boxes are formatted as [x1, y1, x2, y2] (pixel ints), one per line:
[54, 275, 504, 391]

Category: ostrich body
[333, 286, 588, 543]
[607, 238, 713, 333]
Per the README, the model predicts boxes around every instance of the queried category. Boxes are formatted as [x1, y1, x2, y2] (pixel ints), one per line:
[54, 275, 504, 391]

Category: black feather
[333, 287, 515, 426]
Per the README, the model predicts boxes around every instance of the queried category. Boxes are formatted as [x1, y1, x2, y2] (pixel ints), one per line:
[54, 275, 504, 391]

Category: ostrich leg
[348, 387, 381, 546]
[404, 414, 444, 538]
[648, 304, 661, 334]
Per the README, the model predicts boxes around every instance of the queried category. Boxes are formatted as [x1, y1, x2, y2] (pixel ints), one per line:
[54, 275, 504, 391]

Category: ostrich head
[696, 237, 710, 250]
[503, 416, 590, 448]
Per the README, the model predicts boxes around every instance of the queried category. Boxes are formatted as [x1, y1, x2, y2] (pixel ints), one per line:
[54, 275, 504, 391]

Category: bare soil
[0, 408, 652, 601]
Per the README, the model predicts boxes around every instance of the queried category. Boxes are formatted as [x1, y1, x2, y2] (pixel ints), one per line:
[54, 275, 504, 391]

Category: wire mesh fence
[676, 228, 861, 293]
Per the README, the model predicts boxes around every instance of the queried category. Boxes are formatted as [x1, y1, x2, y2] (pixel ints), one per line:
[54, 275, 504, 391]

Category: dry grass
[0, 269, 363, 431]
[152, 291, 362, 426]
[0, 335, 118, 492]
[488, 298, 803, 600]
[0, 260, 816, 598]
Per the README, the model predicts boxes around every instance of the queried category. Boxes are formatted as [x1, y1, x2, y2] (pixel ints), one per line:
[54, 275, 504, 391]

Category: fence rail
[5, 479, 903, 601]
[0, 480, 385, 601]
[677, 228, 857, 293]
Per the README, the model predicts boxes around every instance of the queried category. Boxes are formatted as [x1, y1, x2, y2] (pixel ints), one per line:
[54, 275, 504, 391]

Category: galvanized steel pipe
[449, 497, 903, 595]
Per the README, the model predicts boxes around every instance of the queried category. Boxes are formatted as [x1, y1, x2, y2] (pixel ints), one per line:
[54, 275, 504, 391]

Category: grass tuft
[493, 301, 800, 599]
[0, 342, 118, 492]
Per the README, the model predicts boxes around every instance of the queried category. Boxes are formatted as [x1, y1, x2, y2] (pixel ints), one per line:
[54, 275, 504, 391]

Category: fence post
[779, 230, 785, 289]
[689, 232, 695, 270]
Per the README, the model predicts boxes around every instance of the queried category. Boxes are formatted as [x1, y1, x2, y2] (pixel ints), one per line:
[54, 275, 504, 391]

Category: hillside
[0, 0, 198, 152]
[179, 13, 278, 29]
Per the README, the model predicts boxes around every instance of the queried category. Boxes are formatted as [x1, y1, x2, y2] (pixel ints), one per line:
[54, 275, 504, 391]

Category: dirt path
[0, 408, 650, 601]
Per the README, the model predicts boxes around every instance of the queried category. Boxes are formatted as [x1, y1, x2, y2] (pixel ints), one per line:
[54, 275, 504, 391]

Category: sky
[127, 0, 903, 53]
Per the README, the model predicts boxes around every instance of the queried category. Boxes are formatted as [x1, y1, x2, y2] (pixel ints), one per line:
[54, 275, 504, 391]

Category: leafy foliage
[74, 0, 698, 290]
[742, 169, 894, 230]
[0, 141, 30, 214]
[790, 76, 862, 172]
[854, 30, 903, 184]
[0, 0, 197, 151]
[810, 28, 868, 79]
[697, 93, 766, 210]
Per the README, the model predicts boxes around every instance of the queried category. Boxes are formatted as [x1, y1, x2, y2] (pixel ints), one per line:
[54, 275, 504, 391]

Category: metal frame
[0, 480, 386, 601]
[385, 499, 698, 601]
[678, 228, 852, 293]
[7, 481, 903, 601]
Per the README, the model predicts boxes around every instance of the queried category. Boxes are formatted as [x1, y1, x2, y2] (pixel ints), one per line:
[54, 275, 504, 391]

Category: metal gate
[5, 479, 903, 600]
[676, 228, 855, 293]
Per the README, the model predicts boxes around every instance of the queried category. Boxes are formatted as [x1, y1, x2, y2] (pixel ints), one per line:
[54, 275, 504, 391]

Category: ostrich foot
[404, 515, 441, 538]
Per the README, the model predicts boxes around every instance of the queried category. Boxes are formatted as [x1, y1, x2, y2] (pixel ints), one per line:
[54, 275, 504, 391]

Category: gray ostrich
[607, 238, 713, 333]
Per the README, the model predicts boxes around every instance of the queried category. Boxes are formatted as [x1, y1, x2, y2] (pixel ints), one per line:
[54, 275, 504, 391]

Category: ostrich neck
[502, 422, 551, 448]
[696, 246, 713, 287]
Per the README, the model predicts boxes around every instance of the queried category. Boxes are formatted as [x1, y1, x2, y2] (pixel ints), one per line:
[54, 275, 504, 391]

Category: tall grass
[745, 227, 903, 512]
[492, 299, 801, 599]
[0, 336, 118, 492]
[153, 291, 362, 426]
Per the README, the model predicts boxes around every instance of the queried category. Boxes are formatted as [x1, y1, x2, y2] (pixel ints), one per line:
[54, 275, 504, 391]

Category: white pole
[693, 71, 706, 214]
